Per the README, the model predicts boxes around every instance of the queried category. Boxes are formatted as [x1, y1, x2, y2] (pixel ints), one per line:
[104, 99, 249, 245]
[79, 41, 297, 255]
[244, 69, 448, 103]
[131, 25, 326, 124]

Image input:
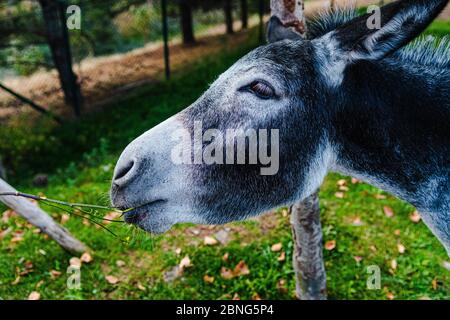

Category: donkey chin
[112, 0, 450, 256]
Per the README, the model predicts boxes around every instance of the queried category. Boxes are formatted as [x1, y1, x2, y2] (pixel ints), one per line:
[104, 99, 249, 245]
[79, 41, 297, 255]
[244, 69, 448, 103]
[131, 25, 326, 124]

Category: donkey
[111, 0, 450, 257]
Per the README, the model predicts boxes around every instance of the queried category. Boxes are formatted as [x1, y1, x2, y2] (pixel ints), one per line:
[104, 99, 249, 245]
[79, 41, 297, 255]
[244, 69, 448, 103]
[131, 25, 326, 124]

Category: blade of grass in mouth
[0, 191, 136, 243]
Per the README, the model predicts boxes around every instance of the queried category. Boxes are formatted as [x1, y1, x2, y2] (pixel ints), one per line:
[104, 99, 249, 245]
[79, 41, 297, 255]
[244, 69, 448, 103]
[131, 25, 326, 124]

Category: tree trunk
[0, 179, 87, 254]
[161, 0, 170, 79]
[269, 0, 327, 300]
[179, 0, 195, 45]
[240, 0, 248, 29]
[39, 0, 83, 117]
[224, 0, 234, 34]
[0, 156, 6, 180]
[290, 191, 326, 299]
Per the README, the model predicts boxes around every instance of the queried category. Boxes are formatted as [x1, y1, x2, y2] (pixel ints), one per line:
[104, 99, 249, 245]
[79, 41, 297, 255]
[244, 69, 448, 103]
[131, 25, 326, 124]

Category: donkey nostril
[114, 160, 135, 182]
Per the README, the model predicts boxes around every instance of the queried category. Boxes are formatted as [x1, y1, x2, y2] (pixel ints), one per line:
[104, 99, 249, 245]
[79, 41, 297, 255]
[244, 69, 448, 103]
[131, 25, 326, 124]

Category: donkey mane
[399, 37, 450, 69]
[308, 8, 450, 69]
[307, 8, 359, 39]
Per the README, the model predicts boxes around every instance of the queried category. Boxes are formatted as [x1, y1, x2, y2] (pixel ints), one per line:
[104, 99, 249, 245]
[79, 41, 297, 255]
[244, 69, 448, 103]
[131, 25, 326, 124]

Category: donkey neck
[329, 59, 450, 212]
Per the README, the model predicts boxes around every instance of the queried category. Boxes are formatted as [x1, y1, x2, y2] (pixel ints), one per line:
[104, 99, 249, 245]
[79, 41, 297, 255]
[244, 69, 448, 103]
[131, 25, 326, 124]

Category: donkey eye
[247, 81, 276, 100]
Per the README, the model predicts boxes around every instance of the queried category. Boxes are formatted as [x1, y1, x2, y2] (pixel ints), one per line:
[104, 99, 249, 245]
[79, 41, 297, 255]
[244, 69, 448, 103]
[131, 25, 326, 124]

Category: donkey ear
[267, 16, 304, 43]
[320, 0, 448, 62]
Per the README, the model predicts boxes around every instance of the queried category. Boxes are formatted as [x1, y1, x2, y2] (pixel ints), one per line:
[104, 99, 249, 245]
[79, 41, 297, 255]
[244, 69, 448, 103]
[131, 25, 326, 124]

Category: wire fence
[0, 0, 269, 122]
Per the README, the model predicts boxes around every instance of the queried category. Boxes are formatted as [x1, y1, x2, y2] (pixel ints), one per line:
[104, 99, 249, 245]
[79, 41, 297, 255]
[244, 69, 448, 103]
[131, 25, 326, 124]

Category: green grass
[0, 24, 449, 300]
[425, 20, 450, 38]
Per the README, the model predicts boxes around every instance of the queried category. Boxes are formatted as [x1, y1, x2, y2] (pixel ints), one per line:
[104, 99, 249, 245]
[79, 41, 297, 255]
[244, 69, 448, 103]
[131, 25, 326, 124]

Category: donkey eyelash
[240, 80, 277, 100]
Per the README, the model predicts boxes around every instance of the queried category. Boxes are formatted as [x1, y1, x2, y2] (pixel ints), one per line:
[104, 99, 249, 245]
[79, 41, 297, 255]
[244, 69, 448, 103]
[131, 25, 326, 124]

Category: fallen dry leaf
[351, 216, 363, 226]
[179, 255, 192, 270]
[204, 236, 218, 246]
[2, 209, 17, 223]
[222, 252, 229, 262]
[0, 227, 12, 239]
[271, 243, 282, 252]
[190, 229, 200, 235]
[277, 251, 286, 262]
[391, 259, 397, 270]
[50, 270, 62, 279]
[175, 248, 182, 255]
[11, 276, 20, 285]
[431, 278, 438, 290]
[220, 260, 251, 280]
[281, 209, 288, 217]
[24, 260, 33, 270]
[276, 279, 288, 294]
[397, 243, 406, 254]
[394, 229, 401, 236]
[232, 293, 240, 300]
[69, 257, 81, 268]
[203, 274, 215, 283]
[324, 240, 336, 251]
[220, 267, 234, 280]
[233, 260, 250, 276]
[28, 291, 40, 300]
[252, 293, 262, 300]
[116, 260, 126, 267]
[375, 194, 387, 200]
[334, 192, 345, 199]
[105, 275, 119, 284]
[136, 282, 146, 291]
[80, 252, 93, 264]
[11, 232, 24, 243]
[409, 211, 421, 223]
[60, 214, 70, 224]
[383, 206, 394, 218]
[386, 292, 395, 300]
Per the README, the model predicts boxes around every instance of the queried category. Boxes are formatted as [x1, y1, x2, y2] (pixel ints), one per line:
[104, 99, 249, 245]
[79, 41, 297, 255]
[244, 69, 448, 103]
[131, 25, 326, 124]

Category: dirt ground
[0, 0, 448, 121]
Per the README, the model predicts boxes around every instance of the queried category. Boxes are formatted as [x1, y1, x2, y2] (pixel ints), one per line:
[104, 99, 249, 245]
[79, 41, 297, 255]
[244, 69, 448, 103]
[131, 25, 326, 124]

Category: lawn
[0, 25, 449, 300]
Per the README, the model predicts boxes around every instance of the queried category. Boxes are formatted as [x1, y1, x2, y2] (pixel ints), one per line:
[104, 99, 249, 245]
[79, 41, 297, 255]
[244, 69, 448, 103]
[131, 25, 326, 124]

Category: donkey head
[111, 0, 448, 234]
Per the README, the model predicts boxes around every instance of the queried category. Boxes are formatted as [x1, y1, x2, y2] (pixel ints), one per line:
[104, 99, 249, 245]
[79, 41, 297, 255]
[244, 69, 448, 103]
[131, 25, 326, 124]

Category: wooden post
[0, 157, 6, 181]
[290, 191, 326, 299]
[224, 0, 234, 34]
[0, 179, 87, 254]
[258, 0, 265, 43]
[240, 0, 248, 29]
[39, 0, 83, 117]
[161, 0, 170, 79]
[179, 0, 195, 44]
[269, 0, 327, 300]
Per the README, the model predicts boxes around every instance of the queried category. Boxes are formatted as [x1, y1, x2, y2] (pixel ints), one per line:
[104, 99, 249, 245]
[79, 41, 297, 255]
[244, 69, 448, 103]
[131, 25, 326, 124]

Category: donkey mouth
[122, 199, 166, 225]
